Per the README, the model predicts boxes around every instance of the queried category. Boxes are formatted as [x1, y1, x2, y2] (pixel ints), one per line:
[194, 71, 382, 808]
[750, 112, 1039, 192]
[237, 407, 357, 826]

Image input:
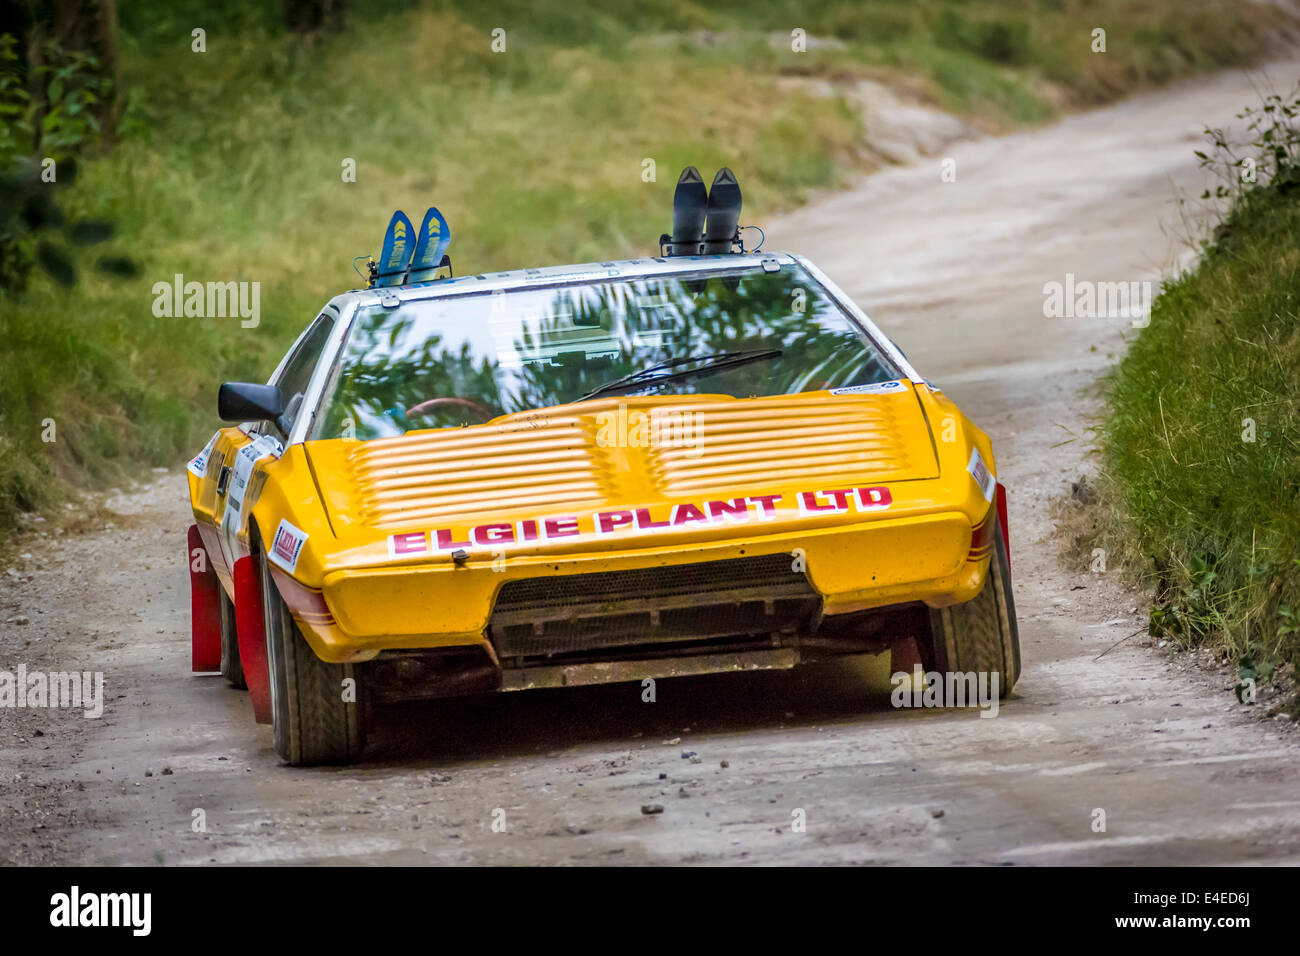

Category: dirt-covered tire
[927, 514, 1021, 698]
[218, 590, 246, 689]
[257, 541, 367, 766]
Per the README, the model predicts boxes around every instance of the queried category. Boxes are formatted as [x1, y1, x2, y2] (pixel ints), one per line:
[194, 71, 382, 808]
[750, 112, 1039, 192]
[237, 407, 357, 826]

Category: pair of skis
[663, 166, 742, 257]
[373, 207, 452, 288]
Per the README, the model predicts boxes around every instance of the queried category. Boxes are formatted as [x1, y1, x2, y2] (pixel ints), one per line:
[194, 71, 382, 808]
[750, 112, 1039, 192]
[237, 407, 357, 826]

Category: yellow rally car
[186, 248, 1019, 765]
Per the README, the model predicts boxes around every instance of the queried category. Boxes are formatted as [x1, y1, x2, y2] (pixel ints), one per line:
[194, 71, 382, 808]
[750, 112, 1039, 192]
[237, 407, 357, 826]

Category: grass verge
[1066, 89, 1300, 696]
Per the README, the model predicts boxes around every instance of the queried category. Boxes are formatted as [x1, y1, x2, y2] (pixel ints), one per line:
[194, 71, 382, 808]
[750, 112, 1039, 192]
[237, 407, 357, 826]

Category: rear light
[968, 484, 1010, 573]
[269, 566, 336, 626]
[996, 482, 1011, 574]
[968, 510, 996, 560]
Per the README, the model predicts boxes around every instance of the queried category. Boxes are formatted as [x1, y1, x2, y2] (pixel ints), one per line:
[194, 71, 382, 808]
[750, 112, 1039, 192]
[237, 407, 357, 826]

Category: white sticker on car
[224, 434, 280, 516]
[268, 519, 308, 574]
[967, 448, 996, 502]
[829, 380, 906, 396]
[219, 433, 282, 560]
[187, 432, 219, 478]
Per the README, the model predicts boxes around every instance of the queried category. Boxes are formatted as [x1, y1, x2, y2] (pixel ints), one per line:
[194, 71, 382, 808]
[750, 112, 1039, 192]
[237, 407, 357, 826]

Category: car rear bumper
[284, 506, 993, 665]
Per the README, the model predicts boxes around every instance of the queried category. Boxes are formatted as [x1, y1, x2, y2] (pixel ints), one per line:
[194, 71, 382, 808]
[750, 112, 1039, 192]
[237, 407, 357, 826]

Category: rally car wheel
[218, 590, 246, 689]
[927, 515, 1021, 698]
[257, 541, 367, 766]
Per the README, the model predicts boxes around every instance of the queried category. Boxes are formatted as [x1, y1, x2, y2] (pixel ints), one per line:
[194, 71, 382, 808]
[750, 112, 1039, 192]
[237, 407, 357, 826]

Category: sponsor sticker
[219, 433, 282, 560]
[187, 432, 219, 478]
[967, 448, 996, 502]
[225, 434, 281, 517]
[829, 380, 906, 396]
[269, 519, 308, 573]
[387, 485, 896, 556]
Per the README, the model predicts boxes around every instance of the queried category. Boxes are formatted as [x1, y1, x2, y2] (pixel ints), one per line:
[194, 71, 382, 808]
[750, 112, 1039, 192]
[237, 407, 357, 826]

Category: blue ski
[405, 207, 451, 284]
[374, 210, 415, 287]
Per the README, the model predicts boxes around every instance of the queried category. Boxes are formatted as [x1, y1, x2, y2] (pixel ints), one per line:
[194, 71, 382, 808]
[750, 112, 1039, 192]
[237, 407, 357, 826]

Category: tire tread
[928, 515, 1020, 698]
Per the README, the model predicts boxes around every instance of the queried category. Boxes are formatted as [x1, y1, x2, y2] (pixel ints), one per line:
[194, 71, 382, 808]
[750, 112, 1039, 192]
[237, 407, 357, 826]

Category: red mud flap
[233, 556, 273, 724]
[996, 482, 1011, 578]
[188, 524, 222, 672]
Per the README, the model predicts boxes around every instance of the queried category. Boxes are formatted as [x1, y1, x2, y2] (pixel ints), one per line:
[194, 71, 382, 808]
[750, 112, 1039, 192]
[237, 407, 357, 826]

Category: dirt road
[4, 63, 1300, 866]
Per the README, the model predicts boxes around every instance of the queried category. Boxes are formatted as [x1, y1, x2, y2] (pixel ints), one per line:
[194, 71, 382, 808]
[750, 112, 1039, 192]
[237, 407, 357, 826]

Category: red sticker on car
[387, 486, 893, 556]
[269, 519, 308, 573]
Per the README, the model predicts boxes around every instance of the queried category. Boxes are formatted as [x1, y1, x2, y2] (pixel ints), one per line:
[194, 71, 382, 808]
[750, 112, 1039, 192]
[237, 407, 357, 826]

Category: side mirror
[218, 382, 285, 424]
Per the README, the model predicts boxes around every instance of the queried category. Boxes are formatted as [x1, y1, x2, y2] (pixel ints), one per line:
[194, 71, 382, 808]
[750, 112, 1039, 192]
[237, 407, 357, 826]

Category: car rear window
[313, 264, 901, 441]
